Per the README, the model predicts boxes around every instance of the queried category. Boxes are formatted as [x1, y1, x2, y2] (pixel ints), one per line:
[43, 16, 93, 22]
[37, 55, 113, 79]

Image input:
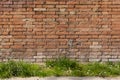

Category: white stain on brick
[60, 8, 66, 12]
[109, 59, 120, 62]
[90, 42, 102, 49]
[34, 8, 46, 11]
[89, 59, 100, 62]
[34, 56, 46, 59]
[23, 18, 35, 27]
[70, 11, 75, 14]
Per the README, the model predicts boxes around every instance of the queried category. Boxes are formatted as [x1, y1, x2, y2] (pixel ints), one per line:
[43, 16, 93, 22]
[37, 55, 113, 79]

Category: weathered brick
[46, 2, 58, 4]
[34, 8, 46, 11]
[89, 59, 100, 62]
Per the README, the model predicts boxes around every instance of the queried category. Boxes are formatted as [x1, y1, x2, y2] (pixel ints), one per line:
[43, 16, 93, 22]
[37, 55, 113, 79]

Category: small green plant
[46, 57, 83, 76]
[46, 57, 81, 70]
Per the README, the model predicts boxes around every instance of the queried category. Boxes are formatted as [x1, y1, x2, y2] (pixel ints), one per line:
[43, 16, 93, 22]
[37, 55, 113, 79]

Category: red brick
[46, 35, 58, 39]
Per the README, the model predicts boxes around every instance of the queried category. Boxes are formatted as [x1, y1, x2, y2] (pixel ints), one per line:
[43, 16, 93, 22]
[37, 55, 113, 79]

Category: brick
[43, 12, 55, 15]
[1, 42, 13, 45]
[10, 12, 34, 15]
[13, 15, 25, 18]
[60, 8, 66, 12]
[11, 45, 23, 49]
[34, 56, 46, 59]
[46, 35, 58, 39]
[89, 59, 100, 62]
[90, 45, 102, 49]
[33, 15, 45, 18]
[13, 36, 26, 39]
[2, 45, 10, 49]
[43, 5, 55, 8]
[46, 2, 58, 4]
[56, 5, 68, 8]
[67, 1, 79, 5]
[70, 11, 76, 15]
[36, 59, 43, 63]
[33, 35, 45, 39]
[66, 35, 78, 39]
[47, 8, 58, 11]
[0, 15, 12, 18]
[56, 12, 69, 15]
[109, 59, 120, 62]
[34, 8, 46, 11]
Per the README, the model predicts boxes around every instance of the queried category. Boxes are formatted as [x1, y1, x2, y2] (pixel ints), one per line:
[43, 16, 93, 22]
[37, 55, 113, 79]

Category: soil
[3, 77, 120, 80]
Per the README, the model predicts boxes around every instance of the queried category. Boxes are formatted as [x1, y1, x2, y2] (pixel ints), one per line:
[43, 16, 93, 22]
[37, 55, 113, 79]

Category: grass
[1, 58, 120, 78]
[0, 61, 42, 78]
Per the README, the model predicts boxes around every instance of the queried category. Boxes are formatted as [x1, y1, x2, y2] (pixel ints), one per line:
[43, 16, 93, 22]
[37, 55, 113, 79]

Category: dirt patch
[3, 77, 120, 80]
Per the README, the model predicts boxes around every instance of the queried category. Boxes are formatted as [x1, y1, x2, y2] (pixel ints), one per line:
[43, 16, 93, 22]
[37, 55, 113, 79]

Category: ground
[3, 77, 120, 80]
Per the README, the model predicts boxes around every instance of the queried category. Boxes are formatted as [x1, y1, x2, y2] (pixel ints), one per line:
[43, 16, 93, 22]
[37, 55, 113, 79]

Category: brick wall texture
[0, 0, 120, 63]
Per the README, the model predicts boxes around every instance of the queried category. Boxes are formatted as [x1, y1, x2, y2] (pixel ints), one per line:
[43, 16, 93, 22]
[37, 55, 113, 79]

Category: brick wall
[0, 0, 120, 63]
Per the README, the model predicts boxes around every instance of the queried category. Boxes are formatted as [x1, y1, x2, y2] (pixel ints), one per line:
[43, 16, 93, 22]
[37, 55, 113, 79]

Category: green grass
[1, 58, 120, 78]
[0, 61, 42, 78]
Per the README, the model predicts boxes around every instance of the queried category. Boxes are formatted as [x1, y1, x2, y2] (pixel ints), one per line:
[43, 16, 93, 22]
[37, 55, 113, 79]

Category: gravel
[2, 77, 120, 80]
